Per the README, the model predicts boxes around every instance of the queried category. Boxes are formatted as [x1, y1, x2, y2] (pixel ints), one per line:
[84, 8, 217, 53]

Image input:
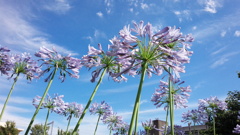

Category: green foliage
[0, 121, 20, 135]
[202, 90, 240, 135]
[57, 129, 79, 135]
[30, 124, 49, 135]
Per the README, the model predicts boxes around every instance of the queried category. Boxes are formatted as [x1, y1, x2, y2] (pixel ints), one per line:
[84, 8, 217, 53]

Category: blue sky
[0, 0, 240, 134]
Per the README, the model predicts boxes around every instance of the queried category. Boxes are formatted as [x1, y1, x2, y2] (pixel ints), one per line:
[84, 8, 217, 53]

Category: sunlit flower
[181, 109, 208, 125]
[32, 93, 65, 112]
[151, 78, 191, 110]
[103, 113, 125, 133]
[62, 102, 84, 120]
[81, 44, 126, 82]
[142, 119, 157, 134]
[108, 21, 193, 79]
[198, 96, 227, 115]
[89, 101, 113, 119]
[35, 46, 82, 82]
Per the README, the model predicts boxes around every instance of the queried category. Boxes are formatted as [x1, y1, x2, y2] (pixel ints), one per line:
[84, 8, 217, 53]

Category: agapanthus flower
[198, 96, 227, 115]
[181, 109, 208, 125]
[108, 21, 193, 79]
[35, 46, 82, 82]
[61, 102, 84, 120]
[103, 113, 125, 133]
[0, 46, 12, 76]
[81, 44, 126, 82]
[89, 101, 113, 118]
[142, 119, 157, 134]
[113, 122, 129, 135]
[32, 93, 65, 112]
[9, 52, 41, 81]
[151, 78, 191, 110]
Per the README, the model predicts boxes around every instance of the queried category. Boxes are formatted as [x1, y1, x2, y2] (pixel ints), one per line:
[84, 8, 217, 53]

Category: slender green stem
[128, 61, 147, 135]
[164, 106, 169, 135]
[134, 108, 139, 135]
[109, 127, 112, 135]
[168, 68, 174, 135]
[193, 122, 195, 135]
[0, 73, 20, 120]
[72, 68, 107, 135]
[44, 108, 50, 135]
[94, 114, 101, 135]
[25, 68, 58, 135]
[213, 116, 216, 135]
[66, 113, 73, 133]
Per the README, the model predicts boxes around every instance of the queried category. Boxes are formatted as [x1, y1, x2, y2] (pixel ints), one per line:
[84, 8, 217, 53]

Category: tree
[30, 124, 49, 135]
[0, 121, 20, 135]
[201, 90, 240, 135]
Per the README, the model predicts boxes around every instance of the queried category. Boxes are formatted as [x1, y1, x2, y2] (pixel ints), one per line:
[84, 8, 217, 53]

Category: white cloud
[211, 46, 227, 55]
[140, 3, 149, 9]
[210, 52, 239, 68]
[173, 10, 191, 22]
[0, 1, 78, 56]
[96, 12, 104, 18]
[43, 0, 71, 14]
[234, 30, 240, 37]
[104, 0, 113, 14]
[198, 0, 222, 13]
[193, 11, 240, 40]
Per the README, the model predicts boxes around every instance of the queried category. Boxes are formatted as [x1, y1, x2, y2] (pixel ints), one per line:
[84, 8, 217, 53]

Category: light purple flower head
[9, 52, 41, 81]
[151, 78, 191, 110]
[0, 46, 12, 76]
[35, 46, 82, 82]
[108, 21, 193, 79]
[103, 113, 124, 131]
[181, 109, 208, 125]
[198, 96, 227, 114]
[81, 44, 127, 82]
[32, 93, 65, 113]
[61, 102, 84, 120]
[89, 101, 113, 118]
[142, 119, 157, 132]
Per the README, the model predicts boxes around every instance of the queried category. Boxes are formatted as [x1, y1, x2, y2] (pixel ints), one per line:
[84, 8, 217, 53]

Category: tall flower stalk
[72, 44, 124, 134]
[0, 52, 41, 120]
[61, 102, 83, 133]
[107, 21, 193, 134]
[25, 46, 81, 135]
[89, 101, 112, 135]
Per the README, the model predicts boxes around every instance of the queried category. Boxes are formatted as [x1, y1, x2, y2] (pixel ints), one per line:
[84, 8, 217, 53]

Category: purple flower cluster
[81, 44, 127, 82]
[198, 96, 227, 115]
[0, 47, 11, 76]
[108, 21, 193, 79]
[141, 119, 157, 133]
[151, 78, 191, 110]
[61, 102, 84, 120]
[89, 101, 113, 118]
[35, 46, 82, 82]
[166, 125, 185, 135]
[181, 109, 208, 125]
[9, 52, 41, 81]
[103, 112, 128, 133]
[32, 93, 65, 112]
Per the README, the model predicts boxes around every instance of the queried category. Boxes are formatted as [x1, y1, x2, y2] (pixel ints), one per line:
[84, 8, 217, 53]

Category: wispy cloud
[211, 46, 227, 55]
[210, 52, 239, 68]
[173, 10, 192, 22]
[0, 1, 77, 56]
[198, 0, 223, 13]
[193, 11, 240, 40]
[42, 0, 71, 14]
